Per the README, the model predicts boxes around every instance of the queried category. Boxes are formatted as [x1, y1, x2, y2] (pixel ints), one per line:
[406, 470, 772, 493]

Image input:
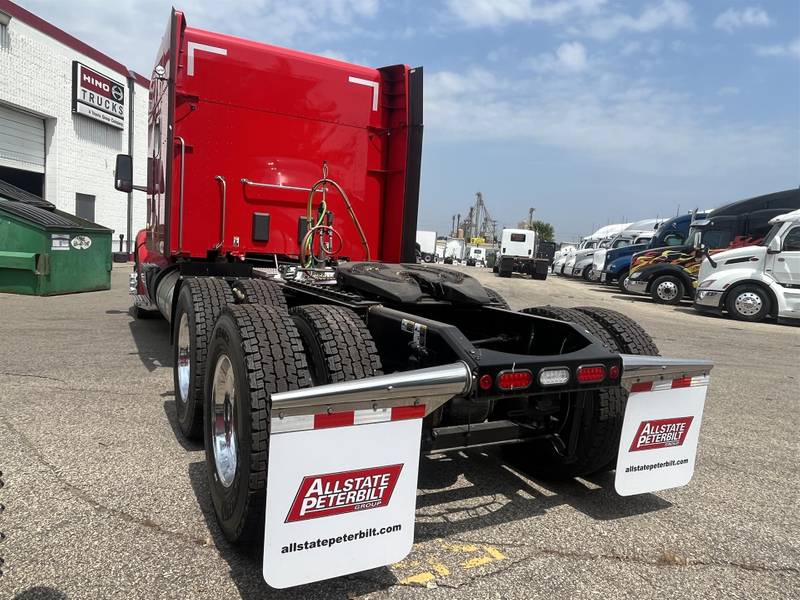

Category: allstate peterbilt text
[114, 10, 713, 588]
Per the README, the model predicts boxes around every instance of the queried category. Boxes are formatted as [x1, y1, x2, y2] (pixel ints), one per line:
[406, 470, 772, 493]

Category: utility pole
[528, 207, 535, 230]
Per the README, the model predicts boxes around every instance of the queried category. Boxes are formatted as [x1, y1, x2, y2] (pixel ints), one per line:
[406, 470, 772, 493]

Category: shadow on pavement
[127, 308, 172, 372]
[186, 446, 669, 597]
[13, 588, 67, 600]
[414, 450, 670, 542]
[163, 399, 203, 451]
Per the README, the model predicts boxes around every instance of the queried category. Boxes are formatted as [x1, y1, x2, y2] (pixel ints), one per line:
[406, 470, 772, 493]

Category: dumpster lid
[0, 179, 55, 210]
[0, 180, 110, 232]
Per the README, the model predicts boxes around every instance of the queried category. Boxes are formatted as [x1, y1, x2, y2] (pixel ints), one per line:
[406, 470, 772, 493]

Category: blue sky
[22, 0, 800, 241]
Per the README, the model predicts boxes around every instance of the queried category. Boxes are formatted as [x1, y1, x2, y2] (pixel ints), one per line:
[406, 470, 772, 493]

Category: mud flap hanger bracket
[620, 354, 714, 390]
[270, 361, 473, 419]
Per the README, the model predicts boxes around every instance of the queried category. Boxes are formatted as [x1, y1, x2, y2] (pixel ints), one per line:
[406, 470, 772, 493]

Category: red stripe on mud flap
[391, 405, 426, 421]
[671, 377, 692, 389]
[314, 411, 355, 429]
[631, 381, 654, 393]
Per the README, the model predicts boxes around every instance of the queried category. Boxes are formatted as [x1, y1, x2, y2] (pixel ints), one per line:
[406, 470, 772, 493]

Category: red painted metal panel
[150, 17, 414, 262]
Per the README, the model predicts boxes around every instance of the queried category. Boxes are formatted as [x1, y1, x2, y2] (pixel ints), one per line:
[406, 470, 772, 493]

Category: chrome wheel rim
[177, 313, 191, 402]
[656, 281, 679, 301]
[622, 277, 632, 291]
[211, 354, 238, 488]
[734, 292, 762, 316]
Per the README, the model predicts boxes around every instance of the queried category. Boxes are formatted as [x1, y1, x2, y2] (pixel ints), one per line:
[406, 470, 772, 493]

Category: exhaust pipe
[270, 361, 473, 418]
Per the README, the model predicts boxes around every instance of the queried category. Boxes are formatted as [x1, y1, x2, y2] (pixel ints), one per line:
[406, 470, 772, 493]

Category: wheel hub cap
[212, 354, 238, 488]
[177, 313, 190, 403]
[735, 292, 762, 316]
[656, 281, 678, 301]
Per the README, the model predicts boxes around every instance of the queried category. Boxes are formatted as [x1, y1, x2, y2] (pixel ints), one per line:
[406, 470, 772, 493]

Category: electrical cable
[304, 162, 371, 265]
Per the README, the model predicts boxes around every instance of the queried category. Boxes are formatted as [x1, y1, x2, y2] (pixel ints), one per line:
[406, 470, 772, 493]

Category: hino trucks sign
[72, 62, 125, 129]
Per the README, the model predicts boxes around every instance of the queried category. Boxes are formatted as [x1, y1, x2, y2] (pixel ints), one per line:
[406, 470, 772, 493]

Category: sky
[19, 0, 800, 241]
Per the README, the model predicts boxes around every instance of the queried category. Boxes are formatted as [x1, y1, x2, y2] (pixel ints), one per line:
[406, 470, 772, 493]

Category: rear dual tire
[203, 303, 382, 544]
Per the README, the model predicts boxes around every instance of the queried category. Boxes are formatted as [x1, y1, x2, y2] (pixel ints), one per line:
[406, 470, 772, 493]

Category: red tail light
[576, 365, 606, 384]
[478, 374, 493, 390]
[608, 365, 620, 380]
[497, 369, 533, 390]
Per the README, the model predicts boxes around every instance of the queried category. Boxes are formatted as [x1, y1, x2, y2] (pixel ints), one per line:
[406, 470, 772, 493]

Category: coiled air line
[300, 162, 371, 268]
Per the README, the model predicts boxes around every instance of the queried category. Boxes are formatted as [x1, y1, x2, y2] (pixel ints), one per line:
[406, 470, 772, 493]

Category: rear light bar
[496, 369, 533, 391]
[576, 364, 606, 384]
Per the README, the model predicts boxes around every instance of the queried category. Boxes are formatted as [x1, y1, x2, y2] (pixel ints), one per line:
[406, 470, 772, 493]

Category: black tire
[484, 287, 510, 310]
[650, 275, 684, 305]
[617, 272, 630, 293]
[492, 265, 499, 273]
[290, 305, 382, 384]
[574, 306, 660, 356]
[204, 304, 311, 543]
[512, 306, 625, 478]
[232, 278, 287, 311]
[725, 284, 771, 322]
[173, 278, 234, 440]
[581, 265, 593, 281]
[498, 269, 511, 278]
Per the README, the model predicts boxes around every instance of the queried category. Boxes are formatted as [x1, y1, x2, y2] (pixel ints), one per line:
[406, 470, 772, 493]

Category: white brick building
[0, 1, 147, 250]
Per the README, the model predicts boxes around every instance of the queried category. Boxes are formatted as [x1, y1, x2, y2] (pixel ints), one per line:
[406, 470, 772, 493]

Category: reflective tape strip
[272, 405, 426, 434]
[630, 374, 710, 394]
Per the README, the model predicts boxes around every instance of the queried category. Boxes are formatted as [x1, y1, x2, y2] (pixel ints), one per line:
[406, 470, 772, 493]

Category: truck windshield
[611, 239, 630, 248]
[760, 222, 783, 247]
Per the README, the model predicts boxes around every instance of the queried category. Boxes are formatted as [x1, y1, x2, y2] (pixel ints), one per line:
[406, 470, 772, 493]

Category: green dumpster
[0, 180, 112, 296]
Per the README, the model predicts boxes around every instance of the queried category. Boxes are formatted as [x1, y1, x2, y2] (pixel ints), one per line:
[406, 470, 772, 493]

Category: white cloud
[19, 0, 380, 74]
[713, 7, 771, 33]
[755, 38, 800, 59]
[424, 66, 793, 177]
[446, 0, 606, 28]
[528, 41, 588, 73]
[584, 0, 693, 41]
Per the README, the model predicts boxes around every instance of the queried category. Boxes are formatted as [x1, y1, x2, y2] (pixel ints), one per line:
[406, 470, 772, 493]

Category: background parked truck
[695, 209, 800, 323]
[627, 189, 800, 305]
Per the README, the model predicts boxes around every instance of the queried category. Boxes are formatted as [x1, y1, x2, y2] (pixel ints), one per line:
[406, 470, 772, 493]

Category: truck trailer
[114, 10, 713, 589]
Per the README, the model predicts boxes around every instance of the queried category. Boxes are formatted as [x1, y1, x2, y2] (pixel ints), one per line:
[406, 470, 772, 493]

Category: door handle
[777, 258, 785, 262]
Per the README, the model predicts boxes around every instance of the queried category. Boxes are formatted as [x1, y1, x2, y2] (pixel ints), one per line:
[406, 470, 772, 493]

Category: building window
[75, 193, 95, 222]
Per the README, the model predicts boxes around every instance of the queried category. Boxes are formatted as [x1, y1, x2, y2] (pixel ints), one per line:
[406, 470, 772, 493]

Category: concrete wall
[0, 17, 147, 248]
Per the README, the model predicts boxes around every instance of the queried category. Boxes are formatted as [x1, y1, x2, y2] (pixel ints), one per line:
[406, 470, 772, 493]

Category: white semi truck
[695, 209, 800, 323]
[415, 230, 438, 263]
[495, 228, 549, 279]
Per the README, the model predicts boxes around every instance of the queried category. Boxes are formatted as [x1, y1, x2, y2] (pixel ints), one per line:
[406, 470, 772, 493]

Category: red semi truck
[114, 10, 713, 588]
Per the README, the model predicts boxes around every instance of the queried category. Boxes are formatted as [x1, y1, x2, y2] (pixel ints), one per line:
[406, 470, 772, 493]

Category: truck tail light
[478, 374, 493, 390]
[538, 367, 570, 386]
[576, 365, 606, 384]
[608, 365, 620, 380]
[497, 369, 533, 391]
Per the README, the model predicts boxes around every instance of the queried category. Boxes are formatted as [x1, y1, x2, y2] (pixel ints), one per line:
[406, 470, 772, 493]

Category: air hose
[301, 162, 370, 267]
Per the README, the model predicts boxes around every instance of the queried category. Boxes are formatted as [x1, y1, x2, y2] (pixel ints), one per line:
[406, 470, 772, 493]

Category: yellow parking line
[428, 560, 450, 576]
[399, 571, 436, 586]
[484, 546, 507, 560]
[462, 555, 494, 569]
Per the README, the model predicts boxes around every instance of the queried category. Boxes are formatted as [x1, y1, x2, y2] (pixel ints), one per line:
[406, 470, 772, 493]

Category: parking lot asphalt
[1, 264, 798, 599]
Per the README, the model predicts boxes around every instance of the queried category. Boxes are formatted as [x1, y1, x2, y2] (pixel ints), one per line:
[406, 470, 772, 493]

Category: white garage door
[0, 103, 45, 173]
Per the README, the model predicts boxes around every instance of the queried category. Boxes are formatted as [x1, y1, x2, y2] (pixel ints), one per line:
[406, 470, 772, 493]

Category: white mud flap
[263, 406, 425, 588]
[615, 375, 709, 496]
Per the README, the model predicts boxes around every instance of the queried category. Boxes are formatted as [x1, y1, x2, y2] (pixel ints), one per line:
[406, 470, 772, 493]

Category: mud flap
[263, 408, 424, 588]
[615, 375, 709, 496]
